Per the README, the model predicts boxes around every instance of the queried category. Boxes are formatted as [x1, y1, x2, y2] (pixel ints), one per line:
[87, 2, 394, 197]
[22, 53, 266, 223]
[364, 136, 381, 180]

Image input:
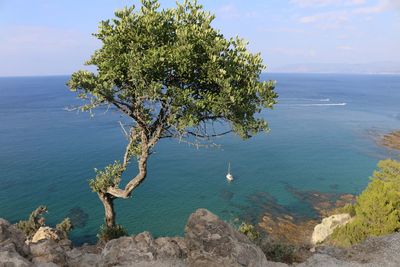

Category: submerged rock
[259, 212, 318, 246]
[381, 130, 400, 151]
[311, 213, 352, 245]
[66, 207, 89, 229]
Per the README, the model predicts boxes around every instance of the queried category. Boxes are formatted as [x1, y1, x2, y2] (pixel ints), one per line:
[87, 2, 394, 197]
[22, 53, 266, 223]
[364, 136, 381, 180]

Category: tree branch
[187, 130, 233, 138]
[106, 125, 164, 199]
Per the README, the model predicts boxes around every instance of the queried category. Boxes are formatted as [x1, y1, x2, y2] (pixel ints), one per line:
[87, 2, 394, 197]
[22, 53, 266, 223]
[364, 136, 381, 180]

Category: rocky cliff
[1, 209, 400, 267]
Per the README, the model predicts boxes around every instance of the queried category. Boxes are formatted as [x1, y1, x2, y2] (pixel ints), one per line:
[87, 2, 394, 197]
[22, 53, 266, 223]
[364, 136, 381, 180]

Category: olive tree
[68, 0, 277, 228]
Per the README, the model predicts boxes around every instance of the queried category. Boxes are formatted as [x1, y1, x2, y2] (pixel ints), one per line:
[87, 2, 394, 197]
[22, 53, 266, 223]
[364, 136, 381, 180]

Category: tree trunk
[98, 193, 115, 228]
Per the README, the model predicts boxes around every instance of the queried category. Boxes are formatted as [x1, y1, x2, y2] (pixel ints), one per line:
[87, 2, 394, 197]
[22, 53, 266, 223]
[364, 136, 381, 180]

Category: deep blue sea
[0, 73, 399, 244]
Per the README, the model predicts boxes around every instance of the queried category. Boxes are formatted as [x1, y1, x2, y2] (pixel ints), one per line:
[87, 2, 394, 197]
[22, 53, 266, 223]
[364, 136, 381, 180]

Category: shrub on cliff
[330, 159, 400, 247]
[258, 239, 298, 264]
[15, 206, 48, 238]
[15, 206, 74, 240]
[97, 224, 128, 242]
[56, 218, 74, 239]
[238, 222, 260, 241]
[238, 222, 299, 263]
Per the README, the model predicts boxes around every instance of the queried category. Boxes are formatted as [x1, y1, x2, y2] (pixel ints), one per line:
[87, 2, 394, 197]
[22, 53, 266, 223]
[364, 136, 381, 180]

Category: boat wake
[279, 103, 347, 107]
[297, 103, 347, 107]
[280, 98, 330, 102]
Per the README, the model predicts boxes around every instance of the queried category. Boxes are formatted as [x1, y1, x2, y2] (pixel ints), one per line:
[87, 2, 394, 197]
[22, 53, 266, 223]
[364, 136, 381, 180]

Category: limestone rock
[311, 214, 352, 245]
[0, 250, 32, 267]
[0, 218, 30, 257]
[32, 227, 62, 243]
[185, 208, 270, 267]
[66, 248, 101, 267]
[154, 237, 187, 260]
[5, 208, 400, 266]
[296, 253, 363, 267]
[100, 232, 187, 267]
[306, 232, 400, 267]
[30, 239, 69, 266]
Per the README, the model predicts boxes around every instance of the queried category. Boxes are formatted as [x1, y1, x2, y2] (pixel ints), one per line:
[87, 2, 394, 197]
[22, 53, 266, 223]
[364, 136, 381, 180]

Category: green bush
[97, 224, 128, 242]
[56, 218, 73, 239]
[238, 222, 260, 241]
[15, 206, 74, 240]
[258, 239, 297, 264]
[15, 206, 48, 238]
[237, 222, 298, 263]
[331, 159, 400, 247]
[335, 203, 356, 217]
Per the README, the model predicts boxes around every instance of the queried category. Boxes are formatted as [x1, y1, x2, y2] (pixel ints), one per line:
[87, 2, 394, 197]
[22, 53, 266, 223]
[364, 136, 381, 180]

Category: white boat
[226, 162, 234, 181]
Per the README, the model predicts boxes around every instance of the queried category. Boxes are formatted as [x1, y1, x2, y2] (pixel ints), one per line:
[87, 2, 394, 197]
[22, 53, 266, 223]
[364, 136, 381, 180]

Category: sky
[0, 0, 399, 76]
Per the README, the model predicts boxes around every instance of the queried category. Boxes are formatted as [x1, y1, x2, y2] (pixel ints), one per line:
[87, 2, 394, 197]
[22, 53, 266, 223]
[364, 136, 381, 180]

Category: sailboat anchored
[226, 162, 234, 182]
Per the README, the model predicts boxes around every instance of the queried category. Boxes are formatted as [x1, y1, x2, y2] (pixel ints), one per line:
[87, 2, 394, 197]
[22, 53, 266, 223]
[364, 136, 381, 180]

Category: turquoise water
[0, 73, 399, 244]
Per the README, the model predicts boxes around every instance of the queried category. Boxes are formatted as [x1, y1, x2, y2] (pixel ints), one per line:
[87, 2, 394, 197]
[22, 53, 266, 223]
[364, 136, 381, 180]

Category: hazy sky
[0, 0, 399, 76]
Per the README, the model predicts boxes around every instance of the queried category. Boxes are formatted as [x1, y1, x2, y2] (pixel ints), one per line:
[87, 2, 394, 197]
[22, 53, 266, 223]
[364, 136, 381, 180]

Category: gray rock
[299, 233, 400, 267]
[0, 218, 30, 257]
[3, 210, 400, 267]
[0, 250, 32, 267]
[66, 248, 101, 267]
[100, 232, 187, 267]
[296, 254, 363, 267]
[184, 208, 270, 267]
[154, 237, 187, 260]
[30, 239, 68, 266]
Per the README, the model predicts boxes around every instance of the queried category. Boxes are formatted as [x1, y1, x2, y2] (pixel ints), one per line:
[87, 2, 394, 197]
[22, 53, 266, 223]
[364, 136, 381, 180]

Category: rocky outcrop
[30, 239, 72, 266]
[311, 214, 352, 245]
[100, 232, 187, 266]
[0, 218, 32, 266]
[0, 250, 32, 267]
[2, 210, 400, 266]
[31, 226, 62, 243]
[185, 209, 272, 267]
[300, 232, 400, 266]
[0, 209, 276, 267]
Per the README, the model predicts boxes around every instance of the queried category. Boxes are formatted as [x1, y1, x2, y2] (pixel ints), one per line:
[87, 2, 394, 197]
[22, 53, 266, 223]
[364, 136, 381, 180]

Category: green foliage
[56, 218, 74, 239]
[238, 222, 260, 241]
[89, 161, 123, 193]
[329, 219, 367, 247]
[67, 0, 277, 140]
[236, 222, 299, 264]
[97, 224, 128, 242]
[258, 239, 297, 264]
[330, 159, 400, 247]
[335, 203, 356, 217]
[15, 206, 48, 238]
[15, 206, 73, 240]
[68, 0, 277, 228]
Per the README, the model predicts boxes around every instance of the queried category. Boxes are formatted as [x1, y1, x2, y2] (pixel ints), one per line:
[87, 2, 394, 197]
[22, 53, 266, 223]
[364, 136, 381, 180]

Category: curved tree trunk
[98, 193, 115, 228]
[97, 126, 162, 227]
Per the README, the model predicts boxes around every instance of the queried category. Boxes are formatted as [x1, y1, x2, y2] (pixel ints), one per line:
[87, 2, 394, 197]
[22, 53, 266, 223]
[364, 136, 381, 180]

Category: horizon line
[1, 72, 400, 79]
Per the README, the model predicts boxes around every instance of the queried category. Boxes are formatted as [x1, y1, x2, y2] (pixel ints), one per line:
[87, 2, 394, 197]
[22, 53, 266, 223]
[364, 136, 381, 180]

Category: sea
[0, 73, 399, 244]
